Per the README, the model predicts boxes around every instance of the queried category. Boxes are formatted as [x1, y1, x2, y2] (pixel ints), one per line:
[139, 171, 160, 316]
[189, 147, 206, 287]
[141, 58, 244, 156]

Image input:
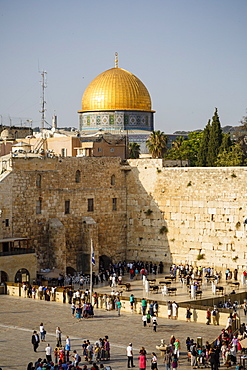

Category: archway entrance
[99, 255, 112, 270]
[0, 271, 8, 283]
[15, 268, 30, 283]
[66, 266, 76, 276]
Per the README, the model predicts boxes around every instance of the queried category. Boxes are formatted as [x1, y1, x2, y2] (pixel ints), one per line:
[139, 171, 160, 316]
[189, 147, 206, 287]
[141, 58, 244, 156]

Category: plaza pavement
[0, 292, 242, 370]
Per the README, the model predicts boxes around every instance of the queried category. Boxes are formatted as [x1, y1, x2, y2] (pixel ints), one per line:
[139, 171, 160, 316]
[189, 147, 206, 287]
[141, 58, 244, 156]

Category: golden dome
[80, 67, 153, 113]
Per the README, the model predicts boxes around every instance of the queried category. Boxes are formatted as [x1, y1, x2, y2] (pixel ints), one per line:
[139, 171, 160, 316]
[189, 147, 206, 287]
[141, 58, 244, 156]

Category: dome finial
[115, 52, 118, 68]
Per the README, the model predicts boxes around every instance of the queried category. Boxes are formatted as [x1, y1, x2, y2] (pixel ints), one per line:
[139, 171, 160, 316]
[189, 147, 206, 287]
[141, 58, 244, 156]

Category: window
[65, 200, 70, 214]
[110, 148, 114, 152]
[111, 174, 115, 186]
[112, 198, 117, 211]
[98, 147, 102, 152]
[75, 170, 81, 183]
[36, 174, 41, 188]
[5, 219, 9, 227]
[36, 199, 42, 214]
[88, 198, 94, 212]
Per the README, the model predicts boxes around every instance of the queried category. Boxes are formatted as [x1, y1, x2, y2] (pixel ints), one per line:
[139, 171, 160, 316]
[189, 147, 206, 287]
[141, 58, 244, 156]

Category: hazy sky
[1, 0, 247, 133]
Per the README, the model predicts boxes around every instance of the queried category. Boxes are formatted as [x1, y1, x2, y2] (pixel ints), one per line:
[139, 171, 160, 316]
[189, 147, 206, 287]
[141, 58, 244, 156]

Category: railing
[0, 248, 35, 256]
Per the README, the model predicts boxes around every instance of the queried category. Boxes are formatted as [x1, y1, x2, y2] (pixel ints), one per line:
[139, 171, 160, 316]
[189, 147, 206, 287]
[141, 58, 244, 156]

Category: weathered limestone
[1, 156, 247, 277]
[127, 160, 247, 271]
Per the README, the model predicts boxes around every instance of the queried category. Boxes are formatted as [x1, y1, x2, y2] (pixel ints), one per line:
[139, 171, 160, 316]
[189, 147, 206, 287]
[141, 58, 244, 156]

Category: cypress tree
[207, 108, 223, 166]
[197, 120, 211, 166]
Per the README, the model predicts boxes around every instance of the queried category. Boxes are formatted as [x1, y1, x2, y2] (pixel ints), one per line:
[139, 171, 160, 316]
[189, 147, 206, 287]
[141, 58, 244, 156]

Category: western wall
[1, 155, 247, 277]
[126, 159, 247, 272]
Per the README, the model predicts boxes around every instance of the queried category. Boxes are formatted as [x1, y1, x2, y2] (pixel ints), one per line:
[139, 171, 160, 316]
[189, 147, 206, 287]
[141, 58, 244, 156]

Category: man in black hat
[31, 330, 40, 352]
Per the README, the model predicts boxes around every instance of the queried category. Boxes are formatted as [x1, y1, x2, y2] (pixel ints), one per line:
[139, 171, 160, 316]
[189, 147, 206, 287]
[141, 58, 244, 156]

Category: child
[152, 314, 158, 332]
[142, 314, 147, 327]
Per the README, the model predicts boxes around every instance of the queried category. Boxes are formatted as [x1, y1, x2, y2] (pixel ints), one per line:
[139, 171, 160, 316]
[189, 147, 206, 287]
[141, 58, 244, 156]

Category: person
[146, 311, 151, 327]
[141, 298, 147, 315]
[127, 343, 135, 368]
[142, 314, 147, 327]
[138, 349, 146, 370]
[206, 308, 211, 325]
[163, 347, 172, 370]
[167, 301, 172, 319]
[151, 352, 158, 370]
[45, 343, 52, 362]
[186, 307, 192, 322]
[56, 326, 62, 347]
[40, 322, 46, 342]
[174, 339, 180, 358]
[172, 301, 178, 320]
[31, 330, 40, 352]
[152, 314, 158, 332]
[130, 294, 135, 313]
[73, 350, 80, 367]
[27, 362, 34, 370]
[116, 299, 122, 316]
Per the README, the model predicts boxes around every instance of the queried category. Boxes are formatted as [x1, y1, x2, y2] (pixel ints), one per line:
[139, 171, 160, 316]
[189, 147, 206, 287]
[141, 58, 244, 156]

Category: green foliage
[159, 225, 168, 234]
[197, 253, 205, 260]
[156, 168, 161, 173]
[235, 112, 247, 162]
[144, 209, 153, 216]
[236, 221, 241, 228]
[215, 144, 244, 166]
[207, 108, 223, 166]
[165, 132, 203, 166]
[146, 131, 168, 158]
[129, 142, 140, 159]
[197, 121, 211, 166]
[187, 181, 192, 187]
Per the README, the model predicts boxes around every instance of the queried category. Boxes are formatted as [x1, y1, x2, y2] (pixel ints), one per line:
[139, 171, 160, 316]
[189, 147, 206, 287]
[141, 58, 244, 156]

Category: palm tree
[146, 131, 168, 158]
[172, 136, 185, 166]
[129, 142, 140, 159]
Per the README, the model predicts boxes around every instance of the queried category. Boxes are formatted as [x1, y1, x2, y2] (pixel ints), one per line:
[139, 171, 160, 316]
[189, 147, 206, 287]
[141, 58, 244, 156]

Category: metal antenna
[40, 71, 47, 131]
[115, 52, 118, 68]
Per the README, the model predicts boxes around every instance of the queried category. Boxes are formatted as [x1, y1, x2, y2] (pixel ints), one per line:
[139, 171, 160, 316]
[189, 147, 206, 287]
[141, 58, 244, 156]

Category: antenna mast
[40, 71, 47, 131]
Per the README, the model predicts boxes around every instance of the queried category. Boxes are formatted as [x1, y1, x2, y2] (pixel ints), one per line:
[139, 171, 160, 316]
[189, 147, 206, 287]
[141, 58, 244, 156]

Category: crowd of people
[29, 329, 112, 370]
[186, 324, 247, 369]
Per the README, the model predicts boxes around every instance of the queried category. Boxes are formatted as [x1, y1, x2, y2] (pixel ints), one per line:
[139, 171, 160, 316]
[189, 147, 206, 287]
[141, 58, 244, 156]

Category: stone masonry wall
[127, 159, 247, 271]
[0, 156, 128, 273]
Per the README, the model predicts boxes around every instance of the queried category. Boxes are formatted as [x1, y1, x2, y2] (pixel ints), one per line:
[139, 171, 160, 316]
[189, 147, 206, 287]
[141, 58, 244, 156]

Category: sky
[1, 0, 247, 134]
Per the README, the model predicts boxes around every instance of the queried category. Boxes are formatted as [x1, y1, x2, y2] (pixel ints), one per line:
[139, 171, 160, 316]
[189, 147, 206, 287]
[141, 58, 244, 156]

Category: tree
[129, 142, 140, 159]
[172, 136, 185, 166]
[235, 112, 247, 161]
[216, 143, 243, 166]
[197, 120, 211, 166]
[219, 133, 232, 153]
[146, 130, 168, 158]
[207, 108, 223, 166]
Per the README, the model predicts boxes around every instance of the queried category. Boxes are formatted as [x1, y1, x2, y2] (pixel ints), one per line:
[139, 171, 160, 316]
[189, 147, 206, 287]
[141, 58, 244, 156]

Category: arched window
[36, 174, 41, 188]
[111, 174, 115, 186]
[75, 170, 81, 183]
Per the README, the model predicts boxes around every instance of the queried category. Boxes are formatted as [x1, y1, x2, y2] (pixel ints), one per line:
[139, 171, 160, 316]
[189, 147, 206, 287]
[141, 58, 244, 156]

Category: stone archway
[15, 268, 30, 283]
[99, 255, 112, 270]
[66, 266, 76, 276]
[0, 271, 8, 283]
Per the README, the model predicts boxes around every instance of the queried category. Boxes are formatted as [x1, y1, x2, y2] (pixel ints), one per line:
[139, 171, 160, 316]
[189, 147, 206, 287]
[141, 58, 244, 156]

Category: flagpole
[90, 238, 93, 304]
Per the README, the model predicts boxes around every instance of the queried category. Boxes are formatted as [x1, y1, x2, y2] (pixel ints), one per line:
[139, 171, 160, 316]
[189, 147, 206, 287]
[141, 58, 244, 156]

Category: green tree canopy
[235, 112, 247, 161]
[207, 108, 223, 166]
[146, 130, 168, 158]
[197, 120, 211, 166]
[129, 142, 140, 159]
[216, 143, 244, 166]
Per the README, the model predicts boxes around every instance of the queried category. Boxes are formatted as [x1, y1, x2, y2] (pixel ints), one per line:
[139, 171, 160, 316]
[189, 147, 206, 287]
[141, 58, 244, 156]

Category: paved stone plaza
[0, 294, 233, 370]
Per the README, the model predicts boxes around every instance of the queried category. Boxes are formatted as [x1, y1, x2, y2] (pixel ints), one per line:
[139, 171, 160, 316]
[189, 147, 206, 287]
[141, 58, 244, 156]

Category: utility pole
[40, 71, 47, 131]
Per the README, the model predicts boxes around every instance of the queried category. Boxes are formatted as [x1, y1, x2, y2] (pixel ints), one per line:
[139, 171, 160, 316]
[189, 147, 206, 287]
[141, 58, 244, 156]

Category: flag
[92, 245, 96, 266]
